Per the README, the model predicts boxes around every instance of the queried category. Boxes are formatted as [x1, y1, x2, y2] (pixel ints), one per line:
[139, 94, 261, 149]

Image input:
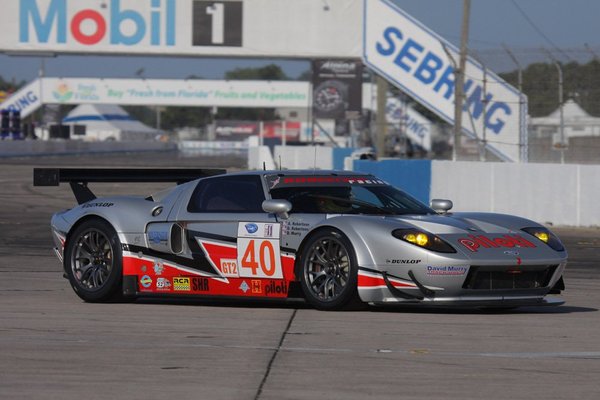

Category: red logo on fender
[458, 235, 536, 252]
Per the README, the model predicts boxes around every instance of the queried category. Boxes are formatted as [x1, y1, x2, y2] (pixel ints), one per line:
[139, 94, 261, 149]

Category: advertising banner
[386, 97, 432, 151]
[363, 0, 526, 162]
[215, 120, 300, 141]
[40, 77, 310, 108]
[312, 59, 363, 120]
[1, 0, 362, 58]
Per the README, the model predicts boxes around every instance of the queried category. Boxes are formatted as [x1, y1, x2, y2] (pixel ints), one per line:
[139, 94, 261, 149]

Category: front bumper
[357, 262, 566, 307]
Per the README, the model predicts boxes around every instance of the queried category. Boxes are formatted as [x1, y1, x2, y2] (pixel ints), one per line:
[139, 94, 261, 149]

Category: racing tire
[298, 229, 361, 310]
[64, 219, 124, 303]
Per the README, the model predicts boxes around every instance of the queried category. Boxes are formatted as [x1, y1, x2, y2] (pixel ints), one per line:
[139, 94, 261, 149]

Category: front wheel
[299, 229, 360, 310]
[64, 219, 123, 302]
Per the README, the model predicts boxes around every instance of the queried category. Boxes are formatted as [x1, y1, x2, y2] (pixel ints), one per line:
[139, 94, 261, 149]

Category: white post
[259, 120, 264, 146]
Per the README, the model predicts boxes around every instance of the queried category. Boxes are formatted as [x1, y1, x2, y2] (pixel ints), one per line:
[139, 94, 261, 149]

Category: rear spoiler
[33, 168, 226, 205]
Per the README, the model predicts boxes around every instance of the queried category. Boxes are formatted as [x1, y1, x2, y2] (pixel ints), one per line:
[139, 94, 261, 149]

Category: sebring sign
[363, 0, 527, 162]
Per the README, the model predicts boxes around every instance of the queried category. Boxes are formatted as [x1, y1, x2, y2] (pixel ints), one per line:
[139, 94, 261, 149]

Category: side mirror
[262, 199, 292, 220]
[430, 199, 453, 214]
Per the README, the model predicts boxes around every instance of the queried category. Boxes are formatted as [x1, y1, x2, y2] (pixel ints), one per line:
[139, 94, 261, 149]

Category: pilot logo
[192, 1, 242, 47]
[173, 277, 191, 291]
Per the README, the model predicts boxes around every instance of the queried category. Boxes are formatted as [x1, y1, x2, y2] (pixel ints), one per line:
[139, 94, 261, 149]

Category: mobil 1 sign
[363, 0, 526, 162]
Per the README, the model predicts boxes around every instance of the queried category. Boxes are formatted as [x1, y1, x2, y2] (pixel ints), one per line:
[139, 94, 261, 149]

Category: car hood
[380, 212, 567, 262]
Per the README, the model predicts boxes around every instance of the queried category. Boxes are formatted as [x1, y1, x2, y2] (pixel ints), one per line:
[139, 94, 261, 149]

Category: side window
[188, 175, 265, 213]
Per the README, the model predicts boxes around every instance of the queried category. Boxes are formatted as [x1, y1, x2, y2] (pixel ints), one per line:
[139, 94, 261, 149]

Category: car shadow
[130, 296, 596, 314]
[366, 304, 598, 315]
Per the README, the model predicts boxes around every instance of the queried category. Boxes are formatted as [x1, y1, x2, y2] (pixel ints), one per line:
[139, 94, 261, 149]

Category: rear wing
[33, 168, 226, 205]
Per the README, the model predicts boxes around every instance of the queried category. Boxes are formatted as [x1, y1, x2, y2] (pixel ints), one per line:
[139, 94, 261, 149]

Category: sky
[1, 0, 599, 85]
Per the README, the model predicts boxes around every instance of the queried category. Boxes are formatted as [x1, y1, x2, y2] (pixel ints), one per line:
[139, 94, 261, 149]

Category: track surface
[1, 153, 599, 400]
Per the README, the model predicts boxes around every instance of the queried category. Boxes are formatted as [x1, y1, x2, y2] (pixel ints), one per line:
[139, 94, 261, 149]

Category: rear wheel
[299, 229, 360, 310]
[65, 219, 123, 302]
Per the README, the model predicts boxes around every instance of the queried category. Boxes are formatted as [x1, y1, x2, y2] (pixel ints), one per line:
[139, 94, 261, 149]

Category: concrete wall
[352, 159, 600, 227]
[431, 161, 600, 227]
[354, 159, 432, 204]
[0, 140, 176, 158]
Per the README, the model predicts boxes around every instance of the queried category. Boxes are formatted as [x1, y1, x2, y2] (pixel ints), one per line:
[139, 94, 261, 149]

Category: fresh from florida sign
[363, 0, 527, 162]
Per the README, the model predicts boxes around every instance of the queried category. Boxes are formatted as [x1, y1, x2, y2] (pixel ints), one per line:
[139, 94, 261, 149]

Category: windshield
[270, 185, 434, 215]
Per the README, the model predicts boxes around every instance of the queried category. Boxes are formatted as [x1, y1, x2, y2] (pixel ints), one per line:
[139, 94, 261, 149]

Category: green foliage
[220, 63, 288, 120]
[500, 60, 600, 117]
[225, 64, 289, 81]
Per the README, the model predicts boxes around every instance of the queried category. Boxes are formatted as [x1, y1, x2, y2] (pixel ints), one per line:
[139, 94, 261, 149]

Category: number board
[193, 1, 243, 47]
[237, 222, 282, 279]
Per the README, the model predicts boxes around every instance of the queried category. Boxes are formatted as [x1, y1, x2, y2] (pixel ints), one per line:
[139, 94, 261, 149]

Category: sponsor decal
[140, 275, 152, 288]
[20, 0, 176, 47]
[156, 277, 171, 290]
[82, 202, 114, 208]
[220, 258, 238, 278]
[153, 262, 164, 275]
[251, 280, 262, 294]
[141, 265, 147, 272]
[265, 280, 288, 296]
[458, 235, 536, 252]
[53, 83, 73, 102]
[386, 259, 421, 264]
[269, 176, 281, 189]
[239, 281, 250, 293]
[245, 223, 258, 234]
[281, 177, 386, 186]
[148, 231, 169, 245]
[173, 277, 191, 291]
[263, 224, 274, 238]
[426, 266, 468, 276]
[191, 277, 209, 292]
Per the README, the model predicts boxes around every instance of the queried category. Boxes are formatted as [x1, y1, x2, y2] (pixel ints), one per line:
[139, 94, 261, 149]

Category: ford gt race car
[34, 168, 567, 310]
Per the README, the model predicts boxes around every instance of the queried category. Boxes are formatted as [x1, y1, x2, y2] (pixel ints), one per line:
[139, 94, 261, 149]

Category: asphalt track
[1, 152, 599, 400]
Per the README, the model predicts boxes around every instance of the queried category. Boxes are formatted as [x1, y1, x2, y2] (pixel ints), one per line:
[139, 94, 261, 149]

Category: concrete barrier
[431, 161, 600, 227]
[0, 140, 176, 158]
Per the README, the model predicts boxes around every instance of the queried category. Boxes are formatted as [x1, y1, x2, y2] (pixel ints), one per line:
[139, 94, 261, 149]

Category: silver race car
[34, 168, 567, 310]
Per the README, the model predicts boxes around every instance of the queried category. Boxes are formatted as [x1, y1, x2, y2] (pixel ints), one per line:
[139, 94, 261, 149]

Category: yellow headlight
[405, 233, 417, 243]
[416, 233, 429, 246]
[404, 233, 429, 247]
[534, 232, 549, 243]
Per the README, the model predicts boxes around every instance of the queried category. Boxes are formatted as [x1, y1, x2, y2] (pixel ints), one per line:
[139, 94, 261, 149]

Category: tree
[218, 64, 289, 121]
[499, 60, 600, 117]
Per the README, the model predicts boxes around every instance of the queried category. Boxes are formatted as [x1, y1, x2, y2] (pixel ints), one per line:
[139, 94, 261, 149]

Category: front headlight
[392, 229, 456, 253]
[521, 227, 565, 252]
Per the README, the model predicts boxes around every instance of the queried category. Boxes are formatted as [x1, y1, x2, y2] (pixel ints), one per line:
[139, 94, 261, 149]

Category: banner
[312, 60, 363, 120]
[1, 0, 362, 58]
[363, 0, 526, 162]
[215, 120, 300, 141]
